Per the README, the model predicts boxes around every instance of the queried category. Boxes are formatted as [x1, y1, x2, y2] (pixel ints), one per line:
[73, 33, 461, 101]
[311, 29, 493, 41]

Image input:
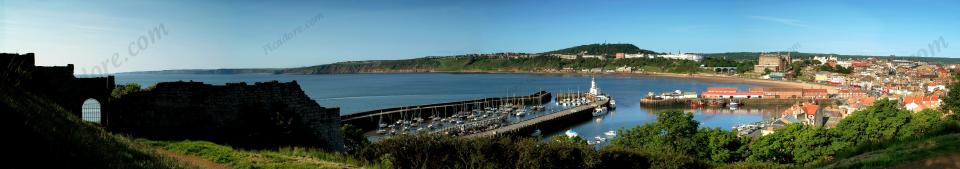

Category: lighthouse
[589, 77, 600, 96]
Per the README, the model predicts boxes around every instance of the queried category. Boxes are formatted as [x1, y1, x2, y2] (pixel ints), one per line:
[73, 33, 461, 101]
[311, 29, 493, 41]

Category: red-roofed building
[706, 87, 738, 93]
[702, 92, 764, 99]
[802, 89, 829, 99]
[838, 89, 867, 99]
[902, 95, 941, 112]
[801, 102, 820, 126]
[751, 87, 802, 99]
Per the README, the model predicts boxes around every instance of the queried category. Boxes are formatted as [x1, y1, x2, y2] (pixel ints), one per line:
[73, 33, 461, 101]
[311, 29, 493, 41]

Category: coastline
[126, 70, 839, 91]
[423, 70, 839, 91]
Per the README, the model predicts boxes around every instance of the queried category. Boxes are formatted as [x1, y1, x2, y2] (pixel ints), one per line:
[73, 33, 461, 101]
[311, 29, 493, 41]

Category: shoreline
[427, 70, 839, 90]
[126, 70, 839, 91]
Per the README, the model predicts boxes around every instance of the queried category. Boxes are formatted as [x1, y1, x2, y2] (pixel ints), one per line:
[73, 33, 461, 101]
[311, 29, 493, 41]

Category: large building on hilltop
[754, 53, 792, 73]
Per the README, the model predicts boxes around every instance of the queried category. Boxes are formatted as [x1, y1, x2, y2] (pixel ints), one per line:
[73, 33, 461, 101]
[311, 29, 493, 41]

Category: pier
[341, 91, 552, 131]
[465, 98, 610, 138]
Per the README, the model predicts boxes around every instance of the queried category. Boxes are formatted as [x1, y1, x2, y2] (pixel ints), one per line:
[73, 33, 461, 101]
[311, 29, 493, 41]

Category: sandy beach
[441, 70, 840, 91]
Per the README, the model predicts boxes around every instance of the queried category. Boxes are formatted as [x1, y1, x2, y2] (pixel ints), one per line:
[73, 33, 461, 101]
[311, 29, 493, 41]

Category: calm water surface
[116, 73, 781, 144]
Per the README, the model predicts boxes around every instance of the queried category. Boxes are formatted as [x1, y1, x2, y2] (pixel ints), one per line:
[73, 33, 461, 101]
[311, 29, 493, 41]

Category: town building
[754, 53, 792, 73]
[750, 87, 803, 99]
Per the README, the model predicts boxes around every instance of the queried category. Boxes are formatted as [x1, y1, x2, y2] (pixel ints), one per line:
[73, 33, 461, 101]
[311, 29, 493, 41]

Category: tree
[111, 83, 141, 99]
[832, 99, 911, 145]
[900, 109, 947, 139]
[696, 128, 748, 163]
[942, 74, 960, 114]
[748, 124, 841, 164]
[610, 110, 700, 156]
[341, 124, 369, 153]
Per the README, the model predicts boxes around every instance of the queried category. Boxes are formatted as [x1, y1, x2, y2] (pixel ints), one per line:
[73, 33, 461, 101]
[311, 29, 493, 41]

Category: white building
[656, 53, 702, 61]
[590, 78, 601, 96]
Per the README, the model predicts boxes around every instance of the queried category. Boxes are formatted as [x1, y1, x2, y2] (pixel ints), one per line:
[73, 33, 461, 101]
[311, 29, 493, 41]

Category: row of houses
[700, 87, 829, 99]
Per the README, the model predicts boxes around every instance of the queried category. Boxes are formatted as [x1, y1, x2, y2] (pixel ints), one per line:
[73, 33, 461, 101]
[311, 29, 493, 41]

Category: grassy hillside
[279, 55, 705, 74]
[142, 140, 384, 169]
[2, 84, 378, 168]
[817, 133, 960, 168]
[2, 85, 185, 168]
[543, 43, 660, 55]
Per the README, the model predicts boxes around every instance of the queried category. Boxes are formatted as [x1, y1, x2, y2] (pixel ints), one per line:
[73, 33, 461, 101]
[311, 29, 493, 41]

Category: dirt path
[154, 148, 231, 169]
[891, 153, 960, 169]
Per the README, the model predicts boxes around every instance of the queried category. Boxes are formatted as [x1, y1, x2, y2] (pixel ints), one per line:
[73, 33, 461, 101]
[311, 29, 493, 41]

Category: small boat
[532, 129, 542, 137]
[564, 129, 578, 138]
[609, 99, 616, 110]
[604, 130, 616, 136]
[594, 136, 606, 143]
[728, 102, 739, 110]
[515, 110, 527, 117]
[592, 106, 608, 117]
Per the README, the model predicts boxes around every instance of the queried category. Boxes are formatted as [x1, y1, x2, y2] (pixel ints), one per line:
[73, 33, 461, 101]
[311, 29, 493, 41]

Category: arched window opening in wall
[81, 98, 101, 123]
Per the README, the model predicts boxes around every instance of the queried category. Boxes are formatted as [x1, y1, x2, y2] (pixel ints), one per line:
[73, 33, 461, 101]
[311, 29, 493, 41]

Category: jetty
[341, 91, 551, 131]
[465, 98, 609, 138]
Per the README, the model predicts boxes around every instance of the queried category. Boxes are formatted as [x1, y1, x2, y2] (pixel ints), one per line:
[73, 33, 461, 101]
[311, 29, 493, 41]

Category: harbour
[115, 73, 777, 144]
[355, 78, 616, 141]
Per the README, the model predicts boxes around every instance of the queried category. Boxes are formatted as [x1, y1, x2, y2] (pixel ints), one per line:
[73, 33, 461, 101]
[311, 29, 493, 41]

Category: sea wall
[108, 80, 343, 150]
[342, 91, 552, 131]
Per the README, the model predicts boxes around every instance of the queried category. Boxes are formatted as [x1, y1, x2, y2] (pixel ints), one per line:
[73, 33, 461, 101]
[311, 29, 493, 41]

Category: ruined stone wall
[109, 80, 343, 150]
[1, 53, 115, 124]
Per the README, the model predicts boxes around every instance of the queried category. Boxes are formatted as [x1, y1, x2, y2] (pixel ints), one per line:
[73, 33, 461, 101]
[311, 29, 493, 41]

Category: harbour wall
[466, 99, 610, 138]
[640, 98, 834, 107]
[341, 91, 552, 131]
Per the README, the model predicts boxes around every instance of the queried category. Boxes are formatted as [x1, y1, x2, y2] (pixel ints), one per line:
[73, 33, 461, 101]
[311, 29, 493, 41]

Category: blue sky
[1, 0, 958, 73]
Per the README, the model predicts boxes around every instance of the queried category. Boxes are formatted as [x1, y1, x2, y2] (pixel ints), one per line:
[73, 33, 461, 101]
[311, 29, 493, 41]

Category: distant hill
[543, 43, 660, 55]
[120, 43, 960, 75]
[120, 68, 280, 75]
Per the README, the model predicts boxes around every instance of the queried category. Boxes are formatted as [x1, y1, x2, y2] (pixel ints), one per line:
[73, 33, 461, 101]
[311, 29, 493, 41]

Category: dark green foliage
[696, 128, 749, 163]
[747, 124, 843, 164]
[941, 73, 960, 114]
[596, 147, 651, 169]
[833, 99, 911, 145]
[819, 64, 853, 74]
[341, 124, 370, 153]
[735, 61, 756, 74]
[359, 135, 542, 169]
[611, 110, 748, 165]
[111, 83, 141, 99]
[543, 43, 658, 55]
[283, 55, 709, 74]
[610, 111, 701, 155]
[359, 134, 714, 169]
[702, 57, 739, 67]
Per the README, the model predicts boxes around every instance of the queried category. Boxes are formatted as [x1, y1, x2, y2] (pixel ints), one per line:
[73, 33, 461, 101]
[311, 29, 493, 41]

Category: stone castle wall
[109, 80, 343, 150]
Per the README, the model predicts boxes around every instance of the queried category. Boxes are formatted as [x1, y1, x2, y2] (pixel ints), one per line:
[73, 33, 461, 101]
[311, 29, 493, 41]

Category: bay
[115, 73, 783, 144]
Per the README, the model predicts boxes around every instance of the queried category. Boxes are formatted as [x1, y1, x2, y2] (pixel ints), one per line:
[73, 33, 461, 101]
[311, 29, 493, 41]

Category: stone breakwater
[109, 80, 344, 150]
[341, 91, 552, 131]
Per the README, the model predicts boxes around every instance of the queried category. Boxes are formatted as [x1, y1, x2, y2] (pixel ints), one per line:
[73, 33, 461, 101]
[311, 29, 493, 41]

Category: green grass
[818, 133, 960, 168]
[143, 140, 387, 169]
